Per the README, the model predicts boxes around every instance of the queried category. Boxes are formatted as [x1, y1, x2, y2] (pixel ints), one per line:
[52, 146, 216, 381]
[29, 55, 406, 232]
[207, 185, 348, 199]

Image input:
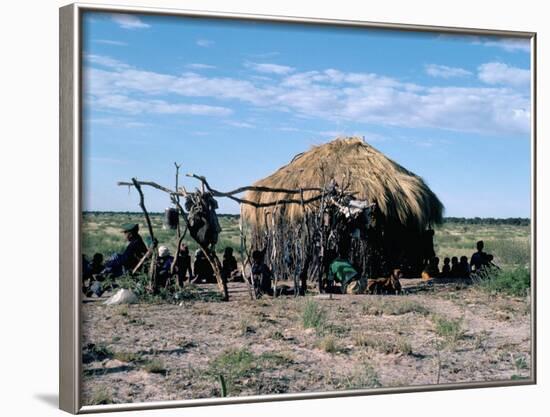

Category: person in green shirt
[328, 258, 359, 294]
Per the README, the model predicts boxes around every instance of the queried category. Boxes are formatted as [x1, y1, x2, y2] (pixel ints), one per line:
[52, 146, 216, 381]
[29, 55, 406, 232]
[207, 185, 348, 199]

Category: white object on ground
[103, 288, 138, 305]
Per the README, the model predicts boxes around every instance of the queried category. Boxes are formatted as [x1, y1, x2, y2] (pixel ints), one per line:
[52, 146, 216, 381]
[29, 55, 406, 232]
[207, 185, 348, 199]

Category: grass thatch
[241, 137, 443, 230]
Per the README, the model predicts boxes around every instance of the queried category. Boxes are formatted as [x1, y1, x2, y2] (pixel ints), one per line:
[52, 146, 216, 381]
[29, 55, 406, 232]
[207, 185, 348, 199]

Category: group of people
[82, 223, 242, 297]
[422, 240, 498, 279]
[83, 222, 499, 298]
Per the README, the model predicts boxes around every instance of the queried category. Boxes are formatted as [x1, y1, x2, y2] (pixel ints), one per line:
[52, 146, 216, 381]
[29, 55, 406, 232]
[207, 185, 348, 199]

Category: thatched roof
[241, 137, 444, 230]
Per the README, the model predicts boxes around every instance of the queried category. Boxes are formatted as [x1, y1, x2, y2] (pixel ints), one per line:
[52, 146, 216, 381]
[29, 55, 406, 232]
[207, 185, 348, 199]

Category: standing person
[470, 240, 488, 272]
[175, 243, 193, 287]
[222, 247, 239, 281]
[251, 249, 273, 297]
[155, 246, 174, 290]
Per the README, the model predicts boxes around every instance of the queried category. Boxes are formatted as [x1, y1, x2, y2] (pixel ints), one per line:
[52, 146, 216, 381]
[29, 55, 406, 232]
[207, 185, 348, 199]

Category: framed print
[59, 2, 536, 413]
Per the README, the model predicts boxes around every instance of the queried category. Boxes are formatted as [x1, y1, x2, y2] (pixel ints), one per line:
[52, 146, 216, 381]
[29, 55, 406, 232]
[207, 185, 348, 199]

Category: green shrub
[302, 300, 328, 333]
[432, 315, 464, 344]
[477, 267, 530, 297]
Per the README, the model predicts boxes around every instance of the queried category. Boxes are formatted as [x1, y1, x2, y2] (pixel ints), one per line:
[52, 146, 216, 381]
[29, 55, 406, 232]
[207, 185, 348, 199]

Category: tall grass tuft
[301, 300, 328, 334]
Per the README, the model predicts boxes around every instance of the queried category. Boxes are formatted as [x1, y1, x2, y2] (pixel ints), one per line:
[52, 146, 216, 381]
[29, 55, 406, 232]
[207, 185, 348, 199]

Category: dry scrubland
[81, 213, 531, 405]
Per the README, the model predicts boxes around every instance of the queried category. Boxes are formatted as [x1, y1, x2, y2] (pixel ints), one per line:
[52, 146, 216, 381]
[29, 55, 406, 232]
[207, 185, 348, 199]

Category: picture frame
[60, 2, 537, 413]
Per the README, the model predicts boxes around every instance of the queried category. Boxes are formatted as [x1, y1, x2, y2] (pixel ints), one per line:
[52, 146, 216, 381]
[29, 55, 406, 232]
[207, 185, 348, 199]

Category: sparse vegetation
[340, 362, 382, 389]
[476, 267, 531, 297]
[143, 359, 167, 375]
[113, 351, 142, 363]
[432, 315, 465, 345]
[363, 298, 430, 316]
[302, 300, 328, 334]
[81, 214, 531, 404]
[89, 386, 113, 405]
[317, 334, 341, 353]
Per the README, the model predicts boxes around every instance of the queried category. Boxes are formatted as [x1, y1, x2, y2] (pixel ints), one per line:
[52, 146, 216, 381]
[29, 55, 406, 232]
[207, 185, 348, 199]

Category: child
[450, 256, 460, 277]
[441, 257, 451, 277]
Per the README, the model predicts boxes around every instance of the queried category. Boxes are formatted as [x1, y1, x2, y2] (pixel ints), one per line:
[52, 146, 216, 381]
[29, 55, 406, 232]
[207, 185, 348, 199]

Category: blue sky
[82, 12, 532, 217]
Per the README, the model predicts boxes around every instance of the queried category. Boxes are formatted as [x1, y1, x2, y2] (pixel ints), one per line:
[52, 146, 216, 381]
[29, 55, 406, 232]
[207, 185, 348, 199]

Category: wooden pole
[131, 177, 158, 290]
[174, 162, 182, 238]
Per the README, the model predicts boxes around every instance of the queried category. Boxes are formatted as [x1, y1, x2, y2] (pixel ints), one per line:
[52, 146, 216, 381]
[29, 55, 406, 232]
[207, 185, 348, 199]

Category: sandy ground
[81, 280, 531, 405]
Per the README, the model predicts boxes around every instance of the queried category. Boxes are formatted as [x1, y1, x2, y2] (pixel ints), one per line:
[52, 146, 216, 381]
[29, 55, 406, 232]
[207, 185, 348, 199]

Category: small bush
[208, 348, 293, 395]
[89, 386, 113, 405]
[433, 315, 464, 344]
[302, 300, 328, 333]
[514, 355, 529, 370]
[143, 359, 167, 375]
[270, 330, 284, 340]
[239, 319, 256, 336]
[83, 343, 113, 363]
[112, 351, 141, 363]
[341, 362, 381, 389]
[318, 335, 340, 354]
[477, 267, 530, 297]
[396, 338, 413, 355]
[352, 333, 411, 355]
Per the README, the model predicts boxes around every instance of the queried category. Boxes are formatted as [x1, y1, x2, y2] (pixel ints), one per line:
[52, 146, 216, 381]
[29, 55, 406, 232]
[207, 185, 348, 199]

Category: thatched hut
[241, 137, 444, 286]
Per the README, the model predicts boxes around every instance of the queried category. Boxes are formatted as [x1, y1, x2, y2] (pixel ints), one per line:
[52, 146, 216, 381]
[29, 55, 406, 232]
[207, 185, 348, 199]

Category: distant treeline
[83, 211, 529, 225]
[83, 211, 240, 219]
[442, 217, 530, 226]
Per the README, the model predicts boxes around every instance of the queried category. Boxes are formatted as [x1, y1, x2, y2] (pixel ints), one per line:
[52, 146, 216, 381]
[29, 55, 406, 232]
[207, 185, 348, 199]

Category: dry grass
[241, 137, 443, 229]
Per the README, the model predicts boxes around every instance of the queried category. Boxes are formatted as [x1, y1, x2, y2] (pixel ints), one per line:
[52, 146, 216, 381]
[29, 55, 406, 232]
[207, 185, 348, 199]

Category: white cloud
[87, 117, 149, 128]
[111, 14, 150, 30]
[478, 62, 531, 88]
[85, 54, 131, 70]
[89, 94, 232, 117]
[84, 55, 531, 136]
[94, 39, 127, 46]
[476, 37, 531, 53]
[196, 39, 214, 48]
[244, 61, 295, 75]
[225, 121, 255, 128]
[186, 63, 216, 70]
[425, 64, 472, 79]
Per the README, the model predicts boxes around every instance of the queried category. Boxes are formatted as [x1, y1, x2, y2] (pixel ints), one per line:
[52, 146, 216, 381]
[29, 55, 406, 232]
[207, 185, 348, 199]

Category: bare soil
[81, 279, 531, 405]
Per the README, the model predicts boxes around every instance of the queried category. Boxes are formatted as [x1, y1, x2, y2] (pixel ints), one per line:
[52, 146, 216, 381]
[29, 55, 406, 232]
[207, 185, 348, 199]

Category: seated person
[450, 256, 460, 277]
[327, 256, 359, 294]
[82, 255, 92, 295]
[441, 257, 451, 277]
[459, 256, 471, 277]
[175, 243, 193, 287]
[222, 247, 240, 281]
[423, 257, 440, 279]
[193, 249, 215, 283]
[251, 249, 273, 297]
[156, 246, 174, 290]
